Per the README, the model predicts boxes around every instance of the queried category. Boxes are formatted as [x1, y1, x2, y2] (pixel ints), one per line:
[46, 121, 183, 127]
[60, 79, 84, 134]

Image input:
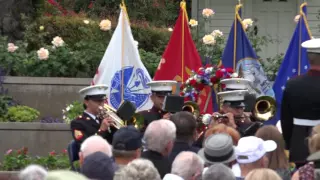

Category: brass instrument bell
[252, 96, 276, 121]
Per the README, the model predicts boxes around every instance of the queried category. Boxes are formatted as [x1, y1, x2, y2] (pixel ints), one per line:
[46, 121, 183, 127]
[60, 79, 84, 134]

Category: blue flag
[272, 2, 312, 125]
[221, 4, 275, 98]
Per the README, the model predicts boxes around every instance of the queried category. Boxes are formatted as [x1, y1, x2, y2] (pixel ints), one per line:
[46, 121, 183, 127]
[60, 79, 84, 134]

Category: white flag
[92, 7, 153, 111]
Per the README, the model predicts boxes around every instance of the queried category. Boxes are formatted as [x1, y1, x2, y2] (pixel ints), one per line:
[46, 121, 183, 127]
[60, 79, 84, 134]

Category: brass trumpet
[252, 96, 276, 121]
[97, 104, 125, 129]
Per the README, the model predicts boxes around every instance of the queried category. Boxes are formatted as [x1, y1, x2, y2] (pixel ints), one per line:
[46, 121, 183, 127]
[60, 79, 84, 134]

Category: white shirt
[163, 174, 184, 180]
[85, 111, 99, 124]
[232, 163, 241, 177]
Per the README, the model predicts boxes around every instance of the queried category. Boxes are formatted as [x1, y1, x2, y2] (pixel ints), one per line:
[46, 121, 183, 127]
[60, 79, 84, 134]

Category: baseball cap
[112, 126, 142, 151]
[80, 151, 118, 180]
[235, 136, 277, 164]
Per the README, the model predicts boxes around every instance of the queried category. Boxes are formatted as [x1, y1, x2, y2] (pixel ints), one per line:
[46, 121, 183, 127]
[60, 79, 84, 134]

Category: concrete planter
[0, 171, 19, 180]
[0, 122, 72, 161]
[2, 76, 91, 119]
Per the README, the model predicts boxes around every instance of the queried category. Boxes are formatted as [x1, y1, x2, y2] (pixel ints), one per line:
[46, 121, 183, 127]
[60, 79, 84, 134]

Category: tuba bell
[182, 101, 201, 119]
[252, 96, 276, 121]
[97, 104, 125, 129]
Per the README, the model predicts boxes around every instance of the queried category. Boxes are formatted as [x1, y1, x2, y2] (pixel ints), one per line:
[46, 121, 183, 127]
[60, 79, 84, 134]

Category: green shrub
[62, 101, 84, 124]
[5, 106, 40, 122]
[23, 15, 170, 56]
[0, 96, 14, 121]
[139, 49, 161, 77]
[260, 53, 284, 81]
[1, 147, 70, 171]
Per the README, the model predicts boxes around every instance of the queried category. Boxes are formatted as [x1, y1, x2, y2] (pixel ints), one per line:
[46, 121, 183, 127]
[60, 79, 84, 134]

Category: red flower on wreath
[181, 66, 235, 102]
[189, 79, 197, 86]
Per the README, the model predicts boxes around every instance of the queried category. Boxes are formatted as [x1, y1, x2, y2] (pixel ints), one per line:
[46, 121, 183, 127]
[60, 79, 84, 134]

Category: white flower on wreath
[202, 8, 215, 18]
[168, 27, 173, 32]
[231, 73, 239, 78]
[37, 48, 49, 60]
[202, 34, 216, 45]
[211, 30, 223, 38]
[7, 43, 18, 53]
[52, 36, 65, 47]
[189, 19, 198, 27]
[99, 19, 112, 31]
[242, 18, 254, 30]
[294, 15, 301, 23]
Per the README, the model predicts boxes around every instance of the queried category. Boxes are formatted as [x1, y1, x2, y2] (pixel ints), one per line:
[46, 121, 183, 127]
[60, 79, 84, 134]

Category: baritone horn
[182, 101, 201, 119]
[252, 96, 276, 121]
[97, 104, 125, 129]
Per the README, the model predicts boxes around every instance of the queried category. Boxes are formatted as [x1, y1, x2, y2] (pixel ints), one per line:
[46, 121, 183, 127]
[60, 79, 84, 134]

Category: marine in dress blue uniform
[281, 38, 320, 166]
[70, 85, 118, 148]
[138, 80, 177, 133]
[217, 78, 262, 137]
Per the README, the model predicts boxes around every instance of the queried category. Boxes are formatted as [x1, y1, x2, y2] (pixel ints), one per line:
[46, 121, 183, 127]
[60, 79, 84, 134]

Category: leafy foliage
[1, 147, 69, 171]
[260, 53, 284, 81]
[5, 106, 40, 122]
[62, 101, 84, 124]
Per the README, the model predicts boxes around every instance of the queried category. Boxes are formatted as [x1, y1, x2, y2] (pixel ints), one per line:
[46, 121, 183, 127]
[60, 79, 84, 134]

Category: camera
[213, 114, 229, 124]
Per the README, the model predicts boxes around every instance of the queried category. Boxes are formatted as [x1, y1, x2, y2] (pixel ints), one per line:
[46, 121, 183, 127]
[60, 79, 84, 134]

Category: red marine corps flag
[153, 1, 213, 113]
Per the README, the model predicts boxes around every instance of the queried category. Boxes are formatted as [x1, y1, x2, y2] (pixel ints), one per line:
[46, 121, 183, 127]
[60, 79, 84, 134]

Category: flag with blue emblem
[91, 3, 153, 111]
[272, 2, 312, 125]
[221, 4, 275, 98]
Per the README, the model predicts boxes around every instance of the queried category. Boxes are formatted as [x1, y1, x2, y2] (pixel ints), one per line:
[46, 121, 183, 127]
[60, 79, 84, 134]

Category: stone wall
[0, 122, 72, 161]
[2, 76, 91, 119]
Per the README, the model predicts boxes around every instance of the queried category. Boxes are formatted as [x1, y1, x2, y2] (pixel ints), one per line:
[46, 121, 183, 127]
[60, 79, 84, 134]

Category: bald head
[80, 135, 112, 157]
[171, 151, 204, 180]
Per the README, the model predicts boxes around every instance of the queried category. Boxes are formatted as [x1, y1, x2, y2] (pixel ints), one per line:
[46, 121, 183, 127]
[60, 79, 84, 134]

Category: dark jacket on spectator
[169, 141, 200, 164]
[141, 150, 171, 178]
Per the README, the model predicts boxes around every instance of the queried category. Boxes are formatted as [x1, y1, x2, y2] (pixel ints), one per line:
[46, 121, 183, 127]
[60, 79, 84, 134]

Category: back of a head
[171, 151, 204, 180]
[170, 111, 196, 141]
[80, 135, 112, 157]
[255, 125, 289, 169]
[143, 119, 176, 152]
[205, 124, 240, 145]
[244, 168, 282, 180]
[113, 158, 161, 180]
[46, 170, 88, 180]
[203, 164, 235, 180]
[308, 53, 320, 66]
[81, 151, 118, 180]
[19, 164, 47, 180]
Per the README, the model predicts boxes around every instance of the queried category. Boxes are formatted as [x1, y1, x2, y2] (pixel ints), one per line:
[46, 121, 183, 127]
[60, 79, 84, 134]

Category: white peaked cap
[147, 80, 177, 92]
[79, 84, 108, 98]
[220, 78, 252, 90]
[217, 90, 248, 101]
[301, 38, 320, 54]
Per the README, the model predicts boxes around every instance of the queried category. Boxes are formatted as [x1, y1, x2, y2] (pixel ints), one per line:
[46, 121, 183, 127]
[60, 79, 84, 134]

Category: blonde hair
[205, 124, 240, 145]
[244, 168, 281, 180]
[308, 125, 320, 153]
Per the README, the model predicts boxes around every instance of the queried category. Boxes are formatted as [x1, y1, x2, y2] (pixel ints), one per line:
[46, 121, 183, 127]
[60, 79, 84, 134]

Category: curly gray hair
[113, 158, 161, 180]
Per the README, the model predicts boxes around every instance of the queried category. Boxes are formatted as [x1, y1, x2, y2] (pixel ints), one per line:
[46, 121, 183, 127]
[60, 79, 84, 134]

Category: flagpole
[181, 0, 186, 82]
[121, 2, 126, 103]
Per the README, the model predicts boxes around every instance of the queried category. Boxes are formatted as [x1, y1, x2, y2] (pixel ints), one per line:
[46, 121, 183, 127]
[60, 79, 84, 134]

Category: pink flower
[6, 149, 13, 155]
[49, 151, 56, 156]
